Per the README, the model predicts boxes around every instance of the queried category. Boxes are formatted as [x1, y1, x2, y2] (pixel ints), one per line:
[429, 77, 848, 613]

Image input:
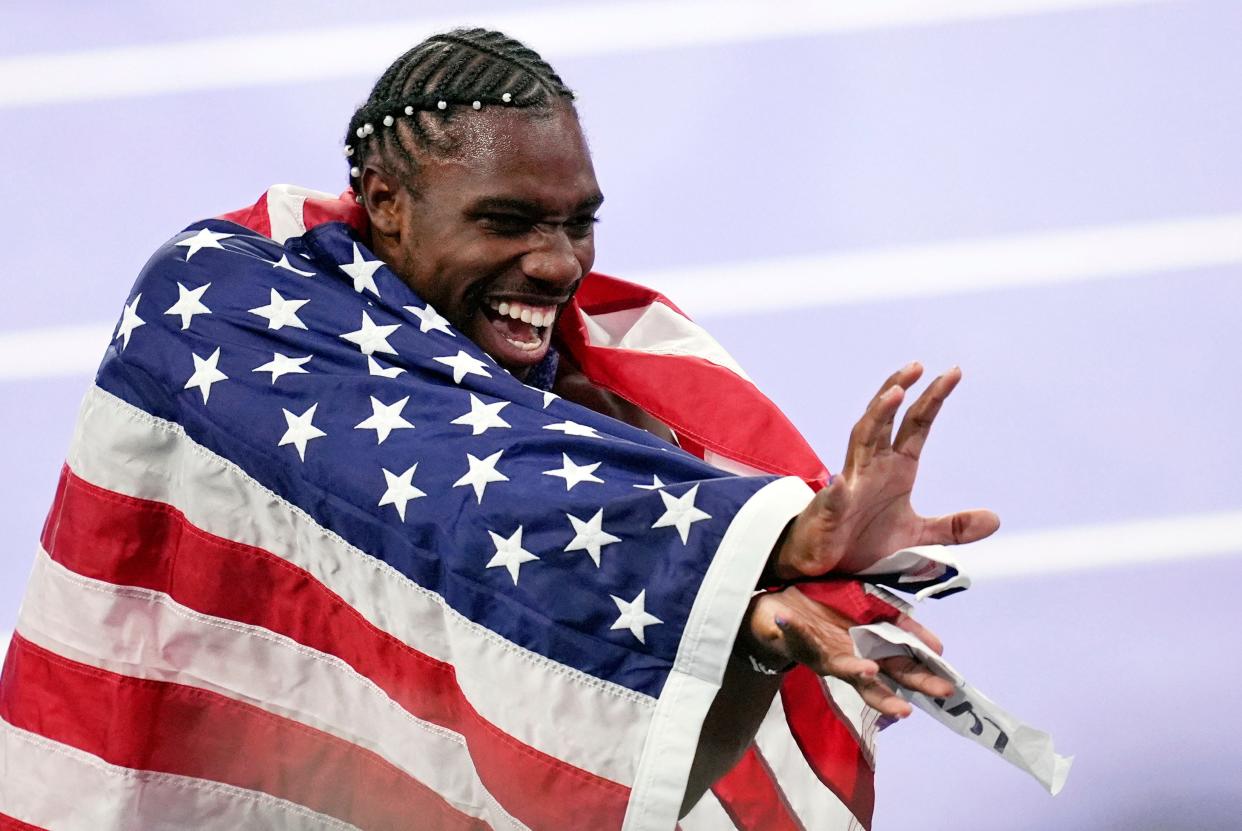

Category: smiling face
[362, 104, 602, 379]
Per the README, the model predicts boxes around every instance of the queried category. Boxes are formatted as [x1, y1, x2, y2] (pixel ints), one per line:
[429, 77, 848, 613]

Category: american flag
[0, 185, 904, 831]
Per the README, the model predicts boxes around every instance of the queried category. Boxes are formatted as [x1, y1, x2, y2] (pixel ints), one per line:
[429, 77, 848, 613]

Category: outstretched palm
[774, 363, 1000, 579]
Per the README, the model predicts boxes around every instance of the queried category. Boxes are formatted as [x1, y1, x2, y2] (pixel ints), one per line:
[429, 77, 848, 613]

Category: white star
[278, 403, 326, 461]
[404, 303, 454, 336]
[486, 526, 539, 585]
[542, 453, 604, 491]
[610, 589, 663, 644]
[340, 310, 400, 356]
[253, 352, 311, 383]
[453, 450, 509, 503]
[175, 228, 232, 260]
[565, 509, 622, 567]
[634, 475, 667, 491]
[652, 484, 712, 544]
[450, 394, 510, 435]
[340, 243, 383, 297]
[542, 391, 559, 409]
[543, 420, 600, 438]
[115, 293, 144, 349]
[248, 288, 309, 330]
[184, 347, 228, 403]
[273, 254, 314, 276]
[367, 356, 405, 378]
[378, 463, 426, 521]
[355, 395, 414, 444]
[434, 350, 491, 384]
[164, 282, 212, 330]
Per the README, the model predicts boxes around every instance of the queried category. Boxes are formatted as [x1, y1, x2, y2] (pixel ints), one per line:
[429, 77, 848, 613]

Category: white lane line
[957, 509, 1242, 581]
[4, 210, 1240, 382]
[0, 0, 1165, 108]
[646, 211, 1242, 318]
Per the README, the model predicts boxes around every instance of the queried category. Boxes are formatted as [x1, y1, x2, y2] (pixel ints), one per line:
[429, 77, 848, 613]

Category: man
[0, 27, 997, 831]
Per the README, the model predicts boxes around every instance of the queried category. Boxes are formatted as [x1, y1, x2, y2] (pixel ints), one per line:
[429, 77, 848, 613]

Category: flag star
[453, 450, 509, 503]
[115, 293, 144, 349]
[175, 228, 232, 260]
[278, 402, 326, 461]
[378, 463, 426, 521]
[273, 254, 315, 276]
[486, 526, 539, 585]
[367, 356, 405, 378]
[542, 391, 559, 409]
[340, 310, 400, 356]
[543, 420, 600, 438]
[634, 475, 667, 491]
[652, 483, 712, 544]
[184, 347, 228, 403]
[451, 394, 510, 435]
[340, 243, 383, 297]
[542, 453, 604, 490]
[434, 350, 491, 384]
[164, 282, 212, 330]
[565, 509, 622, 567]
[404, 302, 454, 336]
[248, 288, 309, 330]
[609, 589, 663, 644]
[253, 352, 311, 383]
[355, 395, 414, 444]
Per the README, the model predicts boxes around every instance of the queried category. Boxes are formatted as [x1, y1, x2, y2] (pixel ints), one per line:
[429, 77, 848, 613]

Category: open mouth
[480, 299, 558, 361]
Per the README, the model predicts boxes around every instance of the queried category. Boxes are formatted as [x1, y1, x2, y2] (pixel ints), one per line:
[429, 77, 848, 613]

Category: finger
[843, 384, 905, 475]
[854, 675, 914, 719]
[895, 614, 944, 656]
[869, 363, 923, 451]
[922, 508, 1001, 546]
[881, 656, 955, 699]
[892, 366, 961, 460]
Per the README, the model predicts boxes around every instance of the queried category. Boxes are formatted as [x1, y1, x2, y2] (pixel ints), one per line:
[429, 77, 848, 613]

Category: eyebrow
[468, 193, 605, 217]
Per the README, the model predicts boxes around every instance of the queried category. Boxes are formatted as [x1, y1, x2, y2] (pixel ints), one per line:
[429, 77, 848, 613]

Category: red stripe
[0, 813, 48, 831]
[711, 746, 806, 831]
[0, 634, 484, 831]
[796, 581, 903, 626]
[780, 669, 875, 829]
[39, 466, 630, 830]
[302, 189, 368, 235]
[217, 189, 271, 237]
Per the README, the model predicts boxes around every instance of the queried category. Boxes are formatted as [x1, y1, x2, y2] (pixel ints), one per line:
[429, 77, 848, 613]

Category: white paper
[850, 622, 1073, 795]
[857, 544, 973, 600]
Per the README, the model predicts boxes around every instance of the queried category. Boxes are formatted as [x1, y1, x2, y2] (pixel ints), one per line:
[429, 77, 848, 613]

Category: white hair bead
[363, 122, 374, 135]
[472, 100, 481, 110]
[355, 127, 365, 138]
[501, 92, 512, 103]
[382, 115, 394, 127]
[355, 195, 363, 204]
[350, 166, 360, 178]
[343, 144, 353, 156]
[437, 100, 447, 110]
[404, 105, 414, 115]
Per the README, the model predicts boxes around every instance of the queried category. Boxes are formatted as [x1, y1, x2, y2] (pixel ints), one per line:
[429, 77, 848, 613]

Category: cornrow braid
[343, 28, 576, 197]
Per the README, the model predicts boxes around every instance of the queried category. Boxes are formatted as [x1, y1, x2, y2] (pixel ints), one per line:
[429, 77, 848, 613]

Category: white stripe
[678, 791, 738, 830]
[754, 695, 861, 831]
[957, 509, 1242, 581]
[6, 210, 1239, 383]
[0, 718, 353, 831]
[66, 385, 653, 787]
[580, 303, 753, 381]
[15, 548, 527, 830]
[0, 0, 1163, 108]
[648, 212, 1242, 318]
[623, 475, 814, 831]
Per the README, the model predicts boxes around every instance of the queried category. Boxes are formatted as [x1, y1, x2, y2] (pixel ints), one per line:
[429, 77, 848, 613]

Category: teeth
[507, 306, 522, 321]
[531, 310, 545, 327]
[519, 308, 533, 324]
[497, 301, 509, 315]
[489, 300, 557, 328]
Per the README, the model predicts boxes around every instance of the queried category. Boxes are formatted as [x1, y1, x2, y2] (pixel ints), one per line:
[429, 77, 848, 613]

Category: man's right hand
[770, 363, 1000, 581]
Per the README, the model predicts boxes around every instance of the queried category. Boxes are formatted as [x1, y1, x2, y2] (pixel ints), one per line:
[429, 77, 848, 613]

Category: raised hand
[772, 363, 1000, 580]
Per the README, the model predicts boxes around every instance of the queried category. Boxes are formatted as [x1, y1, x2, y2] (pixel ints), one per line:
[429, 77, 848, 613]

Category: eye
[480, 214, 533, 236]
[565, 214, 600, 238]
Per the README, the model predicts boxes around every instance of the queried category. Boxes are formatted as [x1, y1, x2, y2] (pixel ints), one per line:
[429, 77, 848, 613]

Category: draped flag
[0, 185, 910, 831]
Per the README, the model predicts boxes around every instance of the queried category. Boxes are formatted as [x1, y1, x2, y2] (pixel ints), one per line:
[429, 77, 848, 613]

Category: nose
[519, 226, 582, 288]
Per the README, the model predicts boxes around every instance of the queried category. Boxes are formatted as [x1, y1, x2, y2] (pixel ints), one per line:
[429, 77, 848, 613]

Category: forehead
[414, 106, 600, 210]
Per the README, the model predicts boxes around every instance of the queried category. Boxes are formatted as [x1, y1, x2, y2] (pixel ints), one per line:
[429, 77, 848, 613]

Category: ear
[360, 164, 406, 239]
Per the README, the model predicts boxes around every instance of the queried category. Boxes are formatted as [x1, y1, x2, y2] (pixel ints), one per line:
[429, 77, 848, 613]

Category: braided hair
[344, 28, 575, 194]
